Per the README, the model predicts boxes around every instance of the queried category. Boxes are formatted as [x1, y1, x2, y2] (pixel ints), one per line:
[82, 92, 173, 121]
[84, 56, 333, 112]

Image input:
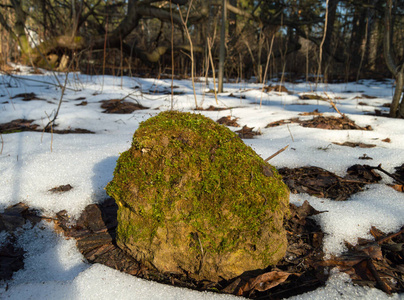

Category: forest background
[0, 0, 403, 117]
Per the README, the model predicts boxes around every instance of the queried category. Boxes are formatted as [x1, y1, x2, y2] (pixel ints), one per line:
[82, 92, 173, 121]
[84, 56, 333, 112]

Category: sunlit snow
[0, 67, 403, 299]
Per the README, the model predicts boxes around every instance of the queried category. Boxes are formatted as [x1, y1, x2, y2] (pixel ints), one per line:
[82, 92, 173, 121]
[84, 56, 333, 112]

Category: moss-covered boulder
[106, 111, 290, 281]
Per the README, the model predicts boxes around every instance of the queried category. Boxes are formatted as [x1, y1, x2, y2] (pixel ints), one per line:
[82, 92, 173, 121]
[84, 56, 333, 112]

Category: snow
[1, 67, 404, 299]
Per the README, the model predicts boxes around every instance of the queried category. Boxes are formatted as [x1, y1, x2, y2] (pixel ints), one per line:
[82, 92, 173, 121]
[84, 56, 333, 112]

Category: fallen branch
[265, 145, 289, 162]
[371, 164, 404, 185]
[376, 227, 404, 244]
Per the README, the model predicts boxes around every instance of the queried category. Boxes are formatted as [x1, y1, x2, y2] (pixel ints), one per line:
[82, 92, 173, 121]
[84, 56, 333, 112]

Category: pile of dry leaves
[266, 114, 372, 131]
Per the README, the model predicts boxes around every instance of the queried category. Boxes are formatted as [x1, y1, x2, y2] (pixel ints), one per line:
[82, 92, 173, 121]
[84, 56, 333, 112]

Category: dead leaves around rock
[222, 270, 300, 297]
[53, 198, 327, 299]
[221, 200, 325, 298]
[279, 165, 382, 201]
[3, 198, 403, 298]
[317, 226, 404, 294]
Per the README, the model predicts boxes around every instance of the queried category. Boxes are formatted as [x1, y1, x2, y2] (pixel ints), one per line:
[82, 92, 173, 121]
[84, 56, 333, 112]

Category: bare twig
[178, 0, 198, 109]
[367, 259, 392, 294]
[324, 92, 344, 117]
[316, 0, 329, 87]
[376, 227, 404, 244]
[265, 145, 289, 162]
[43, 111, 54, 152]
[207, 38, 218, 104]
[170, 0, 175, 110]
[260, 33, 275, 108]
[287, 125, 294, 142]
[101, 16, 109, 92]
[44, 55, 75, 131]
[0, 134, 3, 155]
[371, 164, 404, 185]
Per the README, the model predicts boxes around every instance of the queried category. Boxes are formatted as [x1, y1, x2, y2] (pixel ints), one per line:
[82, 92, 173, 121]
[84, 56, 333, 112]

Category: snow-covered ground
[0, 66, 403, 299]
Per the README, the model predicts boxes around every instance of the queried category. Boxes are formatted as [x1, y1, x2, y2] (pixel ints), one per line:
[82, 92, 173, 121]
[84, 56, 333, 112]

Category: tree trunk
[367, 16, 380, 72]
[384, 0, 404, 118]
[9, 0, 32, 60]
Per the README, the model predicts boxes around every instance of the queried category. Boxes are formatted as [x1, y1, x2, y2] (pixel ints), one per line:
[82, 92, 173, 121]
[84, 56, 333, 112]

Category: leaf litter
[0, 119, 94, 134]
[266, 115, 372, 131]
[1, 184, 403, 298]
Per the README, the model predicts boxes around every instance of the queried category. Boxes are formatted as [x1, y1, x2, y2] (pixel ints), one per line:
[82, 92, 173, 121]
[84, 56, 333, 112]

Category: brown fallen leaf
[369, 226, 386, 240]
[235, 125, 261, 139]
[356, 243, 383, 261]
[295, 200, 326, 218]
[49, 184, 73, 193]
[382, 138, 391, 143]
[237, 270, 299, 296]
[389, 184, 404, 192]
[216, 116, 240, 127]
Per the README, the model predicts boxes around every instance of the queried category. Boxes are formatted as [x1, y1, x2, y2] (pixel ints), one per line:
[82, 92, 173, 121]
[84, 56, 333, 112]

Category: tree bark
[384, 0, 404, 118]
[367, 13, 379, 72]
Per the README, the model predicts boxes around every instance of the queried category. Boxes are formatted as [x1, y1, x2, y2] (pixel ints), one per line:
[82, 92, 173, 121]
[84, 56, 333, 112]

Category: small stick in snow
[371, 164, 404, 185]
[265, 145, 289, 162]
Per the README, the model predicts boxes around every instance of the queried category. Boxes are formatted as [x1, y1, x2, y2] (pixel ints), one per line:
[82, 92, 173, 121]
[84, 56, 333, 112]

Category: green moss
[106, 111, 290, 280]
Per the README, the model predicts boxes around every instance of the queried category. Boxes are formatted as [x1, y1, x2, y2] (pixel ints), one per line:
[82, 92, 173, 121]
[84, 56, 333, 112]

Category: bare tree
[384, 0, 404, 118]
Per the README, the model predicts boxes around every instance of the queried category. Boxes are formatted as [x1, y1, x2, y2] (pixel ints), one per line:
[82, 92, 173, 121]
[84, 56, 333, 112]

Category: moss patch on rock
[106, 111, 290, 281]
